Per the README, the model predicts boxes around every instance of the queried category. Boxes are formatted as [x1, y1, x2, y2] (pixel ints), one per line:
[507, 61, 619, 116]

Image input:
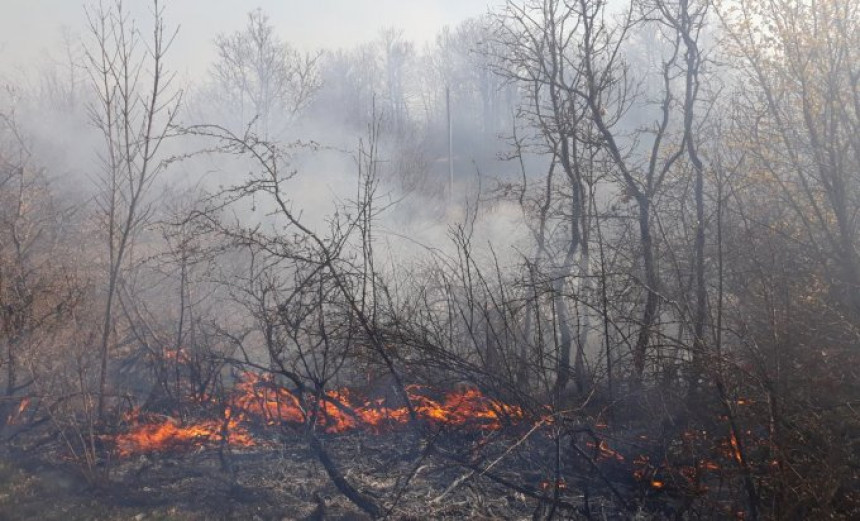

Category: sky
[0, 0, 500, 79]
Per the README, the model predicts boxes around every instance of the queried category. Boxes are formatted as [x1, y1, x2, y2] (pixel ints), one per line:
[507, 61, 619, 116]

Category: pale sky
[0, 0, 500, 79]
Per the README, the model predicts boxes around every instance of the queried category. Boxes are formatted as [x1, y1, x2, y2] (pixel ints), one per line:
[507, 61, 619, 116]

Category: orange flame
[230, 374, 524, 434]
[729, 432, 743, 463]
[114, 408, 255, 456]
[111, 373, 527, 457]
[6, 397, 30, 425]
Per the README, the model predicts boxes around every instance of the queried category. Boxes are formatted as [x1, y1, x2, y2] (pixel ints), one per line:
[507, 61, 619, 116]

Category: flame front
[112, 373, 525, 456]
[228, 374, 524, 434]
[114, 408, 256, 456]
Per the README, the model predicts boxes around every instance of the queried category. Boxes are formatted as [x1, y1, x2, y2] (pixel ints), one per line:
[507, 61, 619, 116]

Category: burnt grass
[0, 422, 684, 521]
[0, 430, 531, 520]
[0, 392, 777, 521]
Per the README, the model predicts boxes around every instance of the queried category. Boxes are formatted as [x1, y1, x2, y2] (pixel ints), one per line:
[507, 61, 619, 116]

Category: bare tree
[494, 0, 696, 387]
[84, 0, 181, 418]
[719, 0, 860, 320]
[208, 9, 322, 138]
[0, 108, 84, 433]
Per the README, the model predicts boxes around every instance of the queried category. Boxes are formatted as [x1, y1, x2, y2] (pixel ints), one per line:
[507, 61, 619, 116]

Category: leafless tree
[83, 0, 181, 418]
[493, 0, 696, 388]
[0, 108, 84, 433]
[208, 9, 322, 138]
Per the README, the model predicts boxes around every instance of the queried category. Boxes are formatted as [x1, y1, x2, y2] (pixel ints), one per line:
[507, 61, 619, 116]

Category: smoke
[0, 2, 539, 348]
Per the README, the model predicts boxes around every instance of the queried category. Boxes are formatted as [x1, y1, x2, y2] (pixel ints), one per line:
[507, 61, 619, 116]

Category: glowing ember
[632, 455, 651, 481]
[162, 347, 190, 363]
[701, 459, 720, 471]
[587, 439, 625, 462]
[729, 432, 743, 464]
[539, 479, 568, 490]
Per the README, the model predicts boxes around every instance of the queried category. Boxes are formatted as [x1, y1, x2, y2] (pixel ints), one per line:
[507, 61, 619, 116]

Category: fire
[6, 397, 29, 425]
[231, 374, 523, 433]
[232, 373, 306, 426]
[410, 387, 523, 431]
[728, 432, 743, 463]
[587, 439, 625, 462]
[111, 373, 526, 457]
[114, 408, 255, 456]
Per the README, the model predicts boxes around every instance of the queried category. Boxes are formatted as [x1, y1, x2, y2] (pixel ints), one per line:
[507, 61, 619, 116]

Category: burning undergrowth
[113, 407, 256, 457]
[110, 372, 528, 457]
[97, 369, 783, 519]
[0, 352, 805, 520]
[0, 365, 811, 520]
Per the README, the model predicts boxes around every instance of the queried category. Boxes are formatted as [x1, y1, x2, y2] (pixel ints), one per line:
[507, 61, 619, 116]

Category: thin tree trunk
[633, 199, 658, 379]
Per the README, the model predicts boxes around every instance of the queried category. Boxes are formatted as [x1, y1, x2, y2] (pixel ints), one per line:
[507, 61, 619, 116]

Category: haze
[1, 1, 858, 519]
[0, 0, 499, 78]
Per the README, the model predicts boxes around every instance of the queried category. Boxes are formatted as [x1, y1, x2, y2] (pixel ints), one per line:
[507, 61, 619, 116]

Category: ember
[701, 459, 720, 471]
[728, 432, 743, 464]
[539, 479, 568, 490]
[591, 439, 624, 462]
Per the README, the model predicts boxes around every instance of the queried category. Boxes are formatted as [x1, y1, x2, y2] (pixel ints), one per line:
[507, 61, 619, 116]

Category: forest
[0, 0, 858, 519]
